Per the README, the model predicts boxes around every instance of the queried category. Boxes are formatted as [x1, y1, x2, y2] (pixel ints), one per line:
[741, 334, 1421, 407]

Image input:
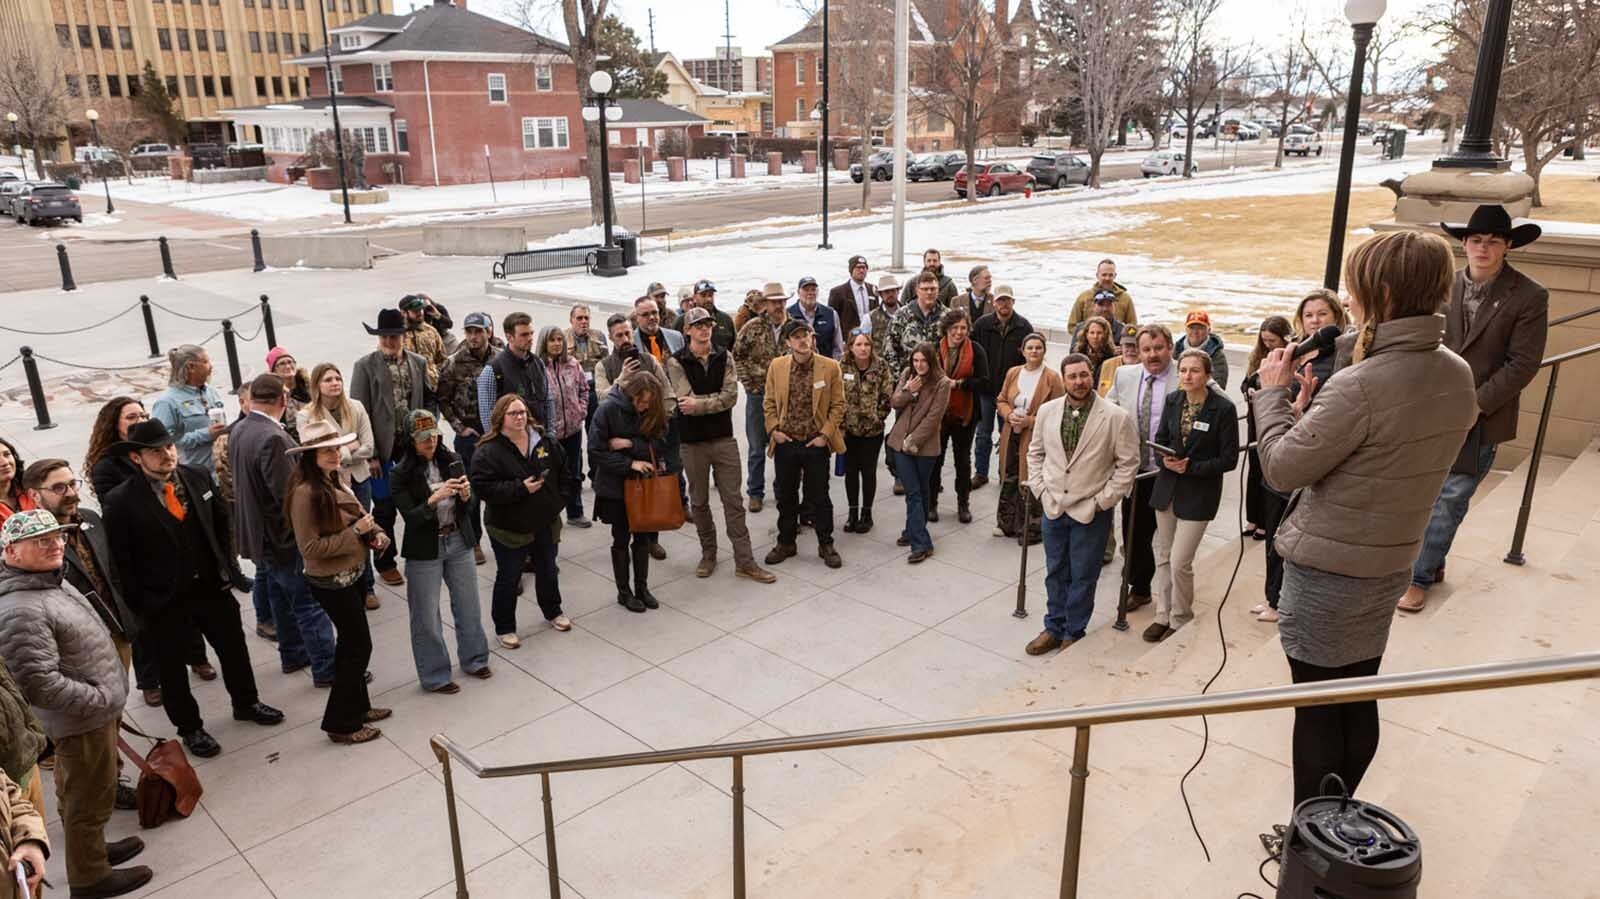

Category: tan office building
[2, 0, 389, 144]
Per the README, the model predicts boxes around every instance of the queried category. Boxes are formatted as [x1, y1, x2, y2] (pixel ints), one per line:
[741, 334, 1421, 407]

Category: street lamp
[818, 0, 832, 251]
[582, 69, 627, 277]
[85, 109, 115, 215]
[315, 0, 353, 224]
[1321, 0, 1385, 291]
[1433, 0, 1513, 169]
[5, 112, 17, 160]
[811, 103, 831, 250]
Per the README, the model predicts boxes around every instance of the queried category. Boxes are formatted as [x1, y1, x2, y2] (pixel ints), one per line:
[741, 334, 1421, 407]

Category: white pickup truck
[1284, 130, 1324, 157]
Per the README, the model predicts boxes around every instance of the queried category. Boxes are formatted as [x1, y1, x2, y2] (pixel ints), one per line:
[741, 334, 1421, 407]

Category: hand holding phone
[1148, 441, 1180, 458]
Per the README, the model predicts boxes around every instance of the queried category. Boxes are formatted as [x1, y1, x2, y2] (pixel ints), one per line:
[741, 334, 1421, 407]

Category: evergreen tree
[135, 61, 186, 143]
[595, 15, 666, 99]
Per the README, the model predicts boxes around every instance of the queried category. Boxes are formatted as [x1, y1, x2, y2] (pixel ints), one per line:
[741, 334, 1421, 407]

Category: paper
[15, 862, 29, 897]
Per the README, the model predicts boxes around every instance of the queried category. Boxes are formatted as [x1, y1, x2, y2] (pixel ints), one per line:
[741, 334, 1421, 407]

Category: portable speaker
[1277, 790, 1421, 899]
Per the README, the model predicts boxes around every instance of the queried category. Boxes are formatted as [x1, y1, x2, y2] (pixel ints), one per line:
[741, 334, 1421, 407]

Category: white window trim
[521, 116, 570, 150]
[795, 96, 804, 120]
[328, 64, 343, 95]
[395, 118, 409, 153]
[607, 130, 621, 145]
[488, 72, 507, 104]
[339, 33, 360, 49]
[816, 56, 823, 83]
[794, 55, 803, 85]
[534, 64, 552, 92]
[373, 61, 392, 92]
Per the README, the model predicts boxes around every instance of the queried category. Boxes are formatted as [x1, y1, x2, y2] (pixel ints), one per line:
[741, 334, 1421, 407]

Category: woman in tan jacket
[887, 343, 952, 563]
[994, 333, 1063, 542]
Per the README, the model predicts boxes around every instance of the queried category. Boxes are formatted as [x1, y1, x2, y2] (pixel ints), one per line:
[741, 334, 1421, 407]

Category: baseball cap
[694, 279, 717, 294]
[407, 409, 442, 442]
[463, 312, 492, 330]
[780, 319, 813, 341]
[1185, 311, 1211, 327]
[0, 509, 75, 548]
[876, 274, 901, 293]
[677, 285, 695, 302]
[1120, 332, 1139, 346]
[681, 307, 713, 328]
[762, 281, 789, 300]
[398, 294, 426, 311]
[248, 372, 288, 402]
[994, 284, 1016, 300]
[797, 276, 818, 290]
[1092, 289, 1118, 304]
[848, 255, 868, 269]
[646, 281, 668, 298]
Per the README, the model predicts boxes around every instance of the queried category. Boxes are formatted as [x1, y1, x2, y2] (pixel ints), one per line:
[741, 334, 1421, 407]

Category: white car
[130, 143, 174, 158]
[1140, 151, 1197, 177]
[1285, 131, 1324, 157]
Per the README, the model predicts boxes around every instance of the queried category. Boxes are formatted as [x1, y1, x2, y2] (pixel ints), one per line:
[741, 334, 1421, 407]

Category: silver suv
[13, 183, 82, 225]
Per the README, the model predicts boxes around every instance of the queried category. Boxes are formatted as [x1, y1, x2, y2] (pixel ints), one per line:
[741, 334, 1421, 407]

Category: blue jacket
[788, 301, 842, 358]
[150, 383, 225, 472]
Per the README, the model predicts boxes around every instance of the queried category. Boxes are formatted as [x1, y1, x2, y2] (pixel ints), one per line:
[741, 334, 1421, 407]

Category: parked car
[1372, 125, 1399, 146]
[907, 152, 965, 181]
[189, 142, 226, 169]
[1284, 131, 1324, 157]
[1254, 120, 1282, 138]
[1356, 121, 1375, 136]
[13, 183, 81, 225]
[130, 143, 174, 158]
[850, 151, 894, 183]
[1287, 123, 1317, 136]
[1026, 152, 1090, 189]
[0, 170, 19, 183]
[0, 179, 33, 216]
[1140, 151, 1197, 177]
[952, 162, 1033, 197]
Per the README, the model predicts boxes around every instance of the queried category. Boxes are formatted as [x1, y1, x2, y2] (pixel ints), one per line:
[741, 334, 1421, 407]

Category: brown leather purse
[623, 449, 685, 532]
[117, 721, 203, 828]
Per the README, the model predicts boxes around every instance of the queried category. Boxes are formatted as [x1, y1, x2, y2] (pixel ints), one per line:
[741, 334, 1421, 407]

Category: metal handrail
[429, 651, 1600, 899]
[1549, 303, 1600, 328]
[1504, 338, 1600, 565]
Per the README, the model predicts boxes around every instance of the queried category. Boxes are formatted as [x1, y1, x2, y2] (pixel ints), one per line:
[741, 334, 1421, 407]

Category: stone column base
[1395, 167, 1536, 224]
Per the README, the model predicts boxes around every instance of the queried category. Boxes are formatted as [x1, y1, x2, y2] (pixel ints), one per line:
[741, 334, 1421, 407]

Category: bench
[492, 243, 602, 279]
[639, 226, 675, 252]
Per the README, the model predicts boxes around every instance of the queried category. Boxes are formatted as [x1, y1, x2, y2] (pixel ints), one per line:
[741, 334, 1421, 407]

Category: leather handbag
[116, 721, 202, 828]
[623, 450, 685, 532]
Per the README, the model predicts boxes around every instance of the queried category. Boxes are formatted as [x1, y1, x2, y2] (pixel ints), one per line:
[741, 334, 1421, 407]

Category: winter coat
[1067, 284, 1138, 330]
[403, 321, 448, 390]
[587, 385, 677, 502]
[886, 301, 947, 378]
[0, 564, 127, 740]
[1174, 331, 1231, 390]
[1444, 262, 1548, 446]
[564, 327, 610, 376]
[732, 316, 784, 395]
[1255, 314, 1478, 578]
[1150, 386, 1240, 521]
[996, 365, 1065, 483]
[762, 353, 847, 454]
[393, 443, 481, 561]
[898, 271, 958, 307]
[886, 372, 952, 456]
[469, 431, 568, 540]
[0, 663, 45, 787]
[543, 356, 590, 440]
[438, 340, 502, 438]
[350, 349, 429, 463]
[840, 355, 894, 438]
[295, 400, 376, 486]
[972, 311, 1035, 398]
[0, 770, 48, 899]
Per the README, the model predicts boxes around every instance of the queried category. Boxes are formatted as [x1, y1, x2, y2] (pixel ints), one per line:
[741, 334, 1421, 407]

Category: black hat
[780, 319, 814, 341]
[1440, 204, 1541, 249]
[109, 419, 176, 457]
[249, 372, 287, 403]
[364, 308, 407, 336]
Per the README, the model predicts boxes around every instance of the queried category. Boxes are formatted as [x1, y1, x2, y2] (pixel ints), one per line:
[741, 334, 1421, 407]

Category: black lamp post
[1322, 0, 1385, 291]
[85, 109, 115, 215]
[5, 113, 17, 160]
[316, 0, 353, 224]
[818, 0, 832, 250]
[1433, 0, 1513, 169]
[584, 69, 627, 278]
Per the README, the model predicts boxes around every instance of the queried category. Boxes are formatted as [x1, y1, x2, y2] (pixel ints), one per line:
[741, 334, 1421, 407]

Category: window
[299, 34, 309, 52]
[343, 0, 351, 9]
[87, 75, 101, 98]
[55, 25, 70, 48]
[348, 126, 385, 152]
[158, 29, 172, 50]
[340, 33, 359, 49]
[166, 75, 180, 96]
[203, 75, 215, 96]
[65, 75, 81, 97]
[288, 78, 299, 97]
[359, 0, 367, 10]
[271, 76, 282, 95]
[329, 64, 343, 94]
[184, 75, 197, 97]
[119, 26, 133, 48]
[280, 0, 288, 8]
[535, 64, 552, 91]
[78, 25, 92, 48]
[196, 29, 208, 50]
[266, 32, 277, 53]
[244, 0, 253, 6]
[521, 116, 569, 150]
[108, 75, 123, 97]
[608, 130, 621, 146]
[395, 119, 408, 152]
[248, 31, 260, 52]
[296, 0, 304, 9]
[795, 97, 804, 120]
[373, 62, 392, 91]
[326, 0, 335, 10]
[816, 56, 824, 83]
[794, 55, 803, 84]
[97, 25, 112, 48]
[487, 73, 507, 103]
[128, 77, 141, 97]
[177, 29, 190, 51]
[214, 31, 226, 50]
[220, 75, 233, 96]
[281, 33, 292, 54]
[254, 75, 267, 96]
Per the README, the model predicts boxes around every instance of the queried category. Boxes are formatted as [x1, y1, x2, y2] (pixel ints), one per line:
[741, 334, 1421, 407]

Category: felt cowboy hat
[287, 419, 359, 454]
[108, 419, 177, 457]
[363, 308, 407, 336]
[1440, 204, 1542, 249]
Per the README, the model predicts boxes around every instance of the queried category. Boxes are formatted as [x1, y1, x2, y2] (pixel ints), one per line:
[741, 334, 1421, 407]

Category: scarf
[941, 336, 976, 424]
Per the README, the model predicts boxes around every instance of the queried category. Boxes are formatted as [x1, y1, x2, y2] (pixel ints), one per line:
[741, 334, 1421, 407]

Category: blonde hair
[1293, 288, 1349, 338]
[304, 362, 356, 429]
[1344, 230, 1455, 362]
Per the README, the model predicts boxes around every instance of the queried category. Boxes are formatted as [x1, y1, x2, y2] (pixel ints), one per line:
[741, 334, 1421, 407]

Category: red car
[953, 162, 1034, 198]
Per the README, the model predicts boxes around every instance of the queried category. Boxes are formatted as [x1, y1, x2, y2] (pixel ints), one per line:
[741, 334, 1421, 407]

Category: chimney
[995, 0, 1010, 38]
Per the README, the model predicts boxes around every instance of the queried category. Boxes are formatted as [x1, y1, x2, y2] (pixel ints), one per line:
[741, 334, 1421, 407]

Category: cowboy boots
[612, 547, 644, 613]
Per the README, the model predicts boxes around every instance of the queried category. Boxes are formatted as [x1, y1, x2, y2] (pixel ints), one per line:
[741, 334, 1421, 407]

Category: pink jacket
[544, 357, 589, 439]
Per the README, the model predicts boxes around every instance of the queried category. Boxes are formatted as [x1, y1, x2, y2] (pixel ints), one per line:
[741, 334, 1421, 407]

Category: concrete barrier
[731, 153, 746, 178]
[421, 226, 528, 257]
[801, 150, 817, 174]
[260, 235, 373, 269]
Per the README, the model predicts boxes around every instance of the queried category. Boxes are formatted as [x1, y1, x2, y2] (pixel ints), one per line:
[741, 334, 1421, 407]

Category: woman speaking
[1254, 230, 1477, 806]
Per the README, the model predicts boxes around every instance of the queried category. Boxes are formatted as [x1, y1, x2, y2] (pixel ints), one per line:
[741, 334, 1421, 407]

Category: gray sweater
[0, 564, 128, 740]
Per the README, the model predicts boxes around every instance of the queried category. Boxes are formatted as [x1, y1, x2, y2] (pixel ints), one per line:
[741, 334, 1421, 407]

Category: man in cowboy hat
[102, 419, 285, 759]
[1399, 204, 1548, 613]
[732, 280, 791, 512]
[352, 308, 430, 588]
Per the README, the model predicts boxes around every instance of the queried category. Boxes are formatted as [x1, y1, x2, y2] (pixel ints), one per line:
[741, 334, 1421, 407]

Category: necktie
[1140, 375, 1157, 471]
[163, 482, 186, 521]
[648, 334, 662, 360]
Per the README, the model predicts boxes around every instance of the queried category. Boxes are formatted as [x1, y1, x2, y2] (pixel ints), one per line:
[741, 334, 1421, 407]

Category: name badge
[202, 490, 214, 500]
[814, 380, 825, 389]
[1193, 421, 1210, 432]
[842, 373, 856, 381]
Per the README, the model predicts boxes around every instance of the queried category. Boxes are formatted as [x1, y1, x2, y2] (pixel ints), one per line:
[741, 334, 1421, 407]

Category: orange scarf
[941, 336, 976, 424]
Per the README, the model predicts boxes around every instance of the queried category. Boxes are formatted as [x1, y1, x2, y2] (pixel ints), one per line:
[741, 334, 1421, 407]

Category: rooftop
[289, 3, 567, 64]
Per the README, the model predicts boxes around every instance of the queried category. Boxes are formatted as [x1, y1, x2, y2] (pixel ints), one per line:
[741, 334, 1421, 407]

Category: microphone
[1291, 325, 1341, 361]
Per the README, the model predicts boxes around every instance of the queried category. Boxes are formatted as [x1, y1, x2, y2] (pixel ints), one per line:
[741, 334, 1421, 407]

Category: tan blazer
[762, 353, 847, 454]
[1025, 395, 1139, 524]
[996, 365, 1065, 483]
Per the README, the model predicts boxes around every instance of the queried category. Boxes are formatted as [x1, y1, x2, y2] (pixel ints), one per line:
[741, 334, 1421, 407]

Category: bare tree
[89, 113, 157, 183]
[1165, 0, 1245, 178]
[1265, 24, 1315, 167]
[514, 0, 610, 226]
[797, 0, 896, 211]
[1299, 18, 1355, 129]
[0, 30, 70, 179]
[1038, 0, 1167, 187]
[914, 0, 1009, 203]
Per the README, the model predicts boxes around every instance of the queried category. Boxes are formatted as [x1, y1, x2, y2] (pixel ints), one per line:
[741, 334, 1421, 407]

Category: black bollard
[56, 244, 76, 292]
[221, 319, 242, 390]
[159, 236, 177, 280]
[18, 347, 57, 431]
[251, 229, 266, 272]
[139, 295, 160, 358]
[259, 294, 277, 347]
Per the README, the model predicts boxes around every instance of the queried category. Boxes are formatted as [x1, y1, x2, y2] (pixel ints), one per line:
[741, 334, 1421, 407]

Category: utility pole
[891, 0, 908, 271]
[723, 0, 734, 91]
[818, 0, 831, 249]
[317, 0, 352, 224]
[647, 9, 656, 55]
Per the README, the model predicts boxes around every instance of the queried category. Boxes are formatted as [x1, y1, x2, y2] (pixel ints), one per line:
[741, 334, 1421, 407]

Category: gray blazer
[350, 349, 428, 462]
[229, 411, 298, 565]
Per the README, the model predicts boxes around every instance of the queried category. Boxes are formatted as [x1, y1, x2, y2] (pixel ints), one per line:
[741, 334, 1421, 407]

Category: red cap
[1184, 311, 1210, 327]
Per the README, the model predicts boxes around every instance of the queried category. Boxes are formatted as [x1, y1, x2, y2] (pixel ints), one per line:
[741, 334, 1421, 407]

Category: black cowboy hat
[363, 308, 407, 336]
[1440, 204, 1542, 249]
[109, 419, 176, 456]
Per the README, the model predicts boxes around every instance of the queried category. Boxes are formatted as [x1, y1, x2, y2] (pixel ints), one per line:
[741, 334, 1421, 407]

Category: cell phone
[1149, 442, 1180, 457]
[446, 460, 465, 480]
[619, 343, 640, 361]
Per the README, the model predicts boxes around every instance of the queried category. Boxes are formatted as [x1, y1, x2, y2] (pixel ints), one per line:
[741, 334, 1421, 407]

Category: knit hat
[265, 347, 294, 371]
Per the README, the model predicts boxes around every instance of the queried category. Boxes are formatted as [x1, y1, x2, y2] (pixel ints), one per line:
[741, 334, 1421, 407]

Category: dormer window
[340, 33, 361, 49]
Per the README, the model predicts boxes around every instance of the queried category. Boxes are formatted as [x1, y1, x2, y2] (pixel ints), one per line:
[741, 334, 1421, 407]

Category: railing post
[221, 319, 242, 391]
[732, 756, 747, 899]
[139, 295, 160, 358]
[540, 772, 561, 899]
[1058, 726, 1091, 899]
[18, 347, 57, 431]
[259, 294, 277, 347]
[1113, 485, 1137, 632]
[436, 751, 471, 899]
[56, 243, 76, 292]
[251, 229, 266, 272]
[1014, 487, 1031, 619]
[1505, 362, 1559, 565]
[159, 236, 177, 280]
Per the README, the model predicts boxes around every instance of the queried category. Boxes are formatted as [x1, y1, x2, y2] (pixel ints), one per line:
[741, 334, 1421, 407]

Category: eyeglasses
[504, 409, 528, 418]
[43, 479, 82, 496]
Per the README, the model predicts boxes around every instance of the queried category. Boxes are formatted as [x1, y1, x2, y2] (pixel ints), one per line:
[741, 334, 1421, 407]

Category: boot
[957, 493, 972, 524]
[631, 543, 660, 609]
[927, 493, 941, 523]
[612, 547, 644, 613]
[857, 507, 874, 534]
[843, 506, 860, 533]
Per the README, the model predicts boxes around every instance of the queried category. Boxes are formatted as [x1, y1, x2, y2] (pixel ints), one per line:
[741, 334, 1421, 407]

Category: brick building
[224, 0, 580, 186]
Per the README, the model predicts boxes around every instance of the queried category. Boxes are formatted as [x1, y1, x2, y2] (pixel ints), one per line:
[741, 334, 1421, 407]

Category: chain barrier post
[139, 295, 161, 358]
[259, 294, 277, 347]
[159, 236, 177, 280]
[56, 244, 76, 292]
[251, 229, 266, 272]
[18, 347, 57, 431]
[221, 320, 242, 390]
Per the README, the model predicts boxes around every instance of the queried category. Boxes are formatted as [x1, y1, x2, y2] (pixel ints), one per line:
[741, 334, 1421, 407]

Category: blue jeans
[744, 390, 769, 499]
[974, 393, 998, 478]
[894, 453, 938, 552]
[560, 432, 585, 519]
[403, 531, 490, 689]
[350, 478, 376, 594]
[1041, 508, 1116, 640]
[250, 569, 273, 627]
[258, 555, 338, 684]
[370, 459, 400, 572]
[1411, 442, 1497, 588]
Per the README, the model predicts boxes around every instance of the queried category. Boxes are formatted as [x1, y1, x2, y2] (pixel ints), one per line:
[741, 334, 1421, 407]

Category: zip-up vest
[672, 348, 733, 444]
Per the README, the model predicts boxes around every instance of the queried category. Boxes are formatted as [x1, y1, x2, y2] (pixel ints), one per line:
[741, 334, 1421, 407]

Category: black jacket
[1150, 387, 1240, 521]
[468, 431, 567, 537]
[393, 444, 480, 560]
[102, 463, 241, 616]
[828, 279, 878, 335]
[63, 508, 140, 644]
[971, 311, 1033, 397]
[90, 455, 140, 501]
[587, 385, 676, 502]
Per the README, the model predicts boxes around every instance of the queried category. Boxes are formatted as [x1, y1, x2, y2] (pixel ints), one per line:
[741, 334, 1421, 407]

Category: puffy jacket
[0, 663, 45, 787]
[0, 564, 127, 740]
[543, 356, 590, 440]
[588, 385, 677, 502]
[1255, 314, 1477, 578]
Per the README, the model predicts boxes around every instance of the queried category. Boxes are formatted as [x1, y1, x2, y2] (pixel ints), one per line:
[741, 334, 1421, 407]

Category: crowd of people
[0, 203, 1549, 896]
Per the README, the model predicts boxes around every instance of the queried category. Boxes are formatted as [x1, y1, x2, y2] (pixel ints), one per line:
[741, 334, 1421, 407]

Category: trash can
[1386, 130, 1407, 160]
[614, 228, 639, 267]
[64, 175, 81, 190]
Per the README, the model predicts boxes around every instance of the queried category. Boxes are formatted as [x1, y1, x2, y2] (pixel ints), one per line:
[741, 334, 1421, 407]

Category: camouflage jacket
[887, 301, 947, 377]
[867, 303, 902, 368]
[841, 355, 894, 438]
[403, 322, 448, 390]
[732, 316, 784, 395]
[564, 327, 609, 375]
[438, 339, 501, 436]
